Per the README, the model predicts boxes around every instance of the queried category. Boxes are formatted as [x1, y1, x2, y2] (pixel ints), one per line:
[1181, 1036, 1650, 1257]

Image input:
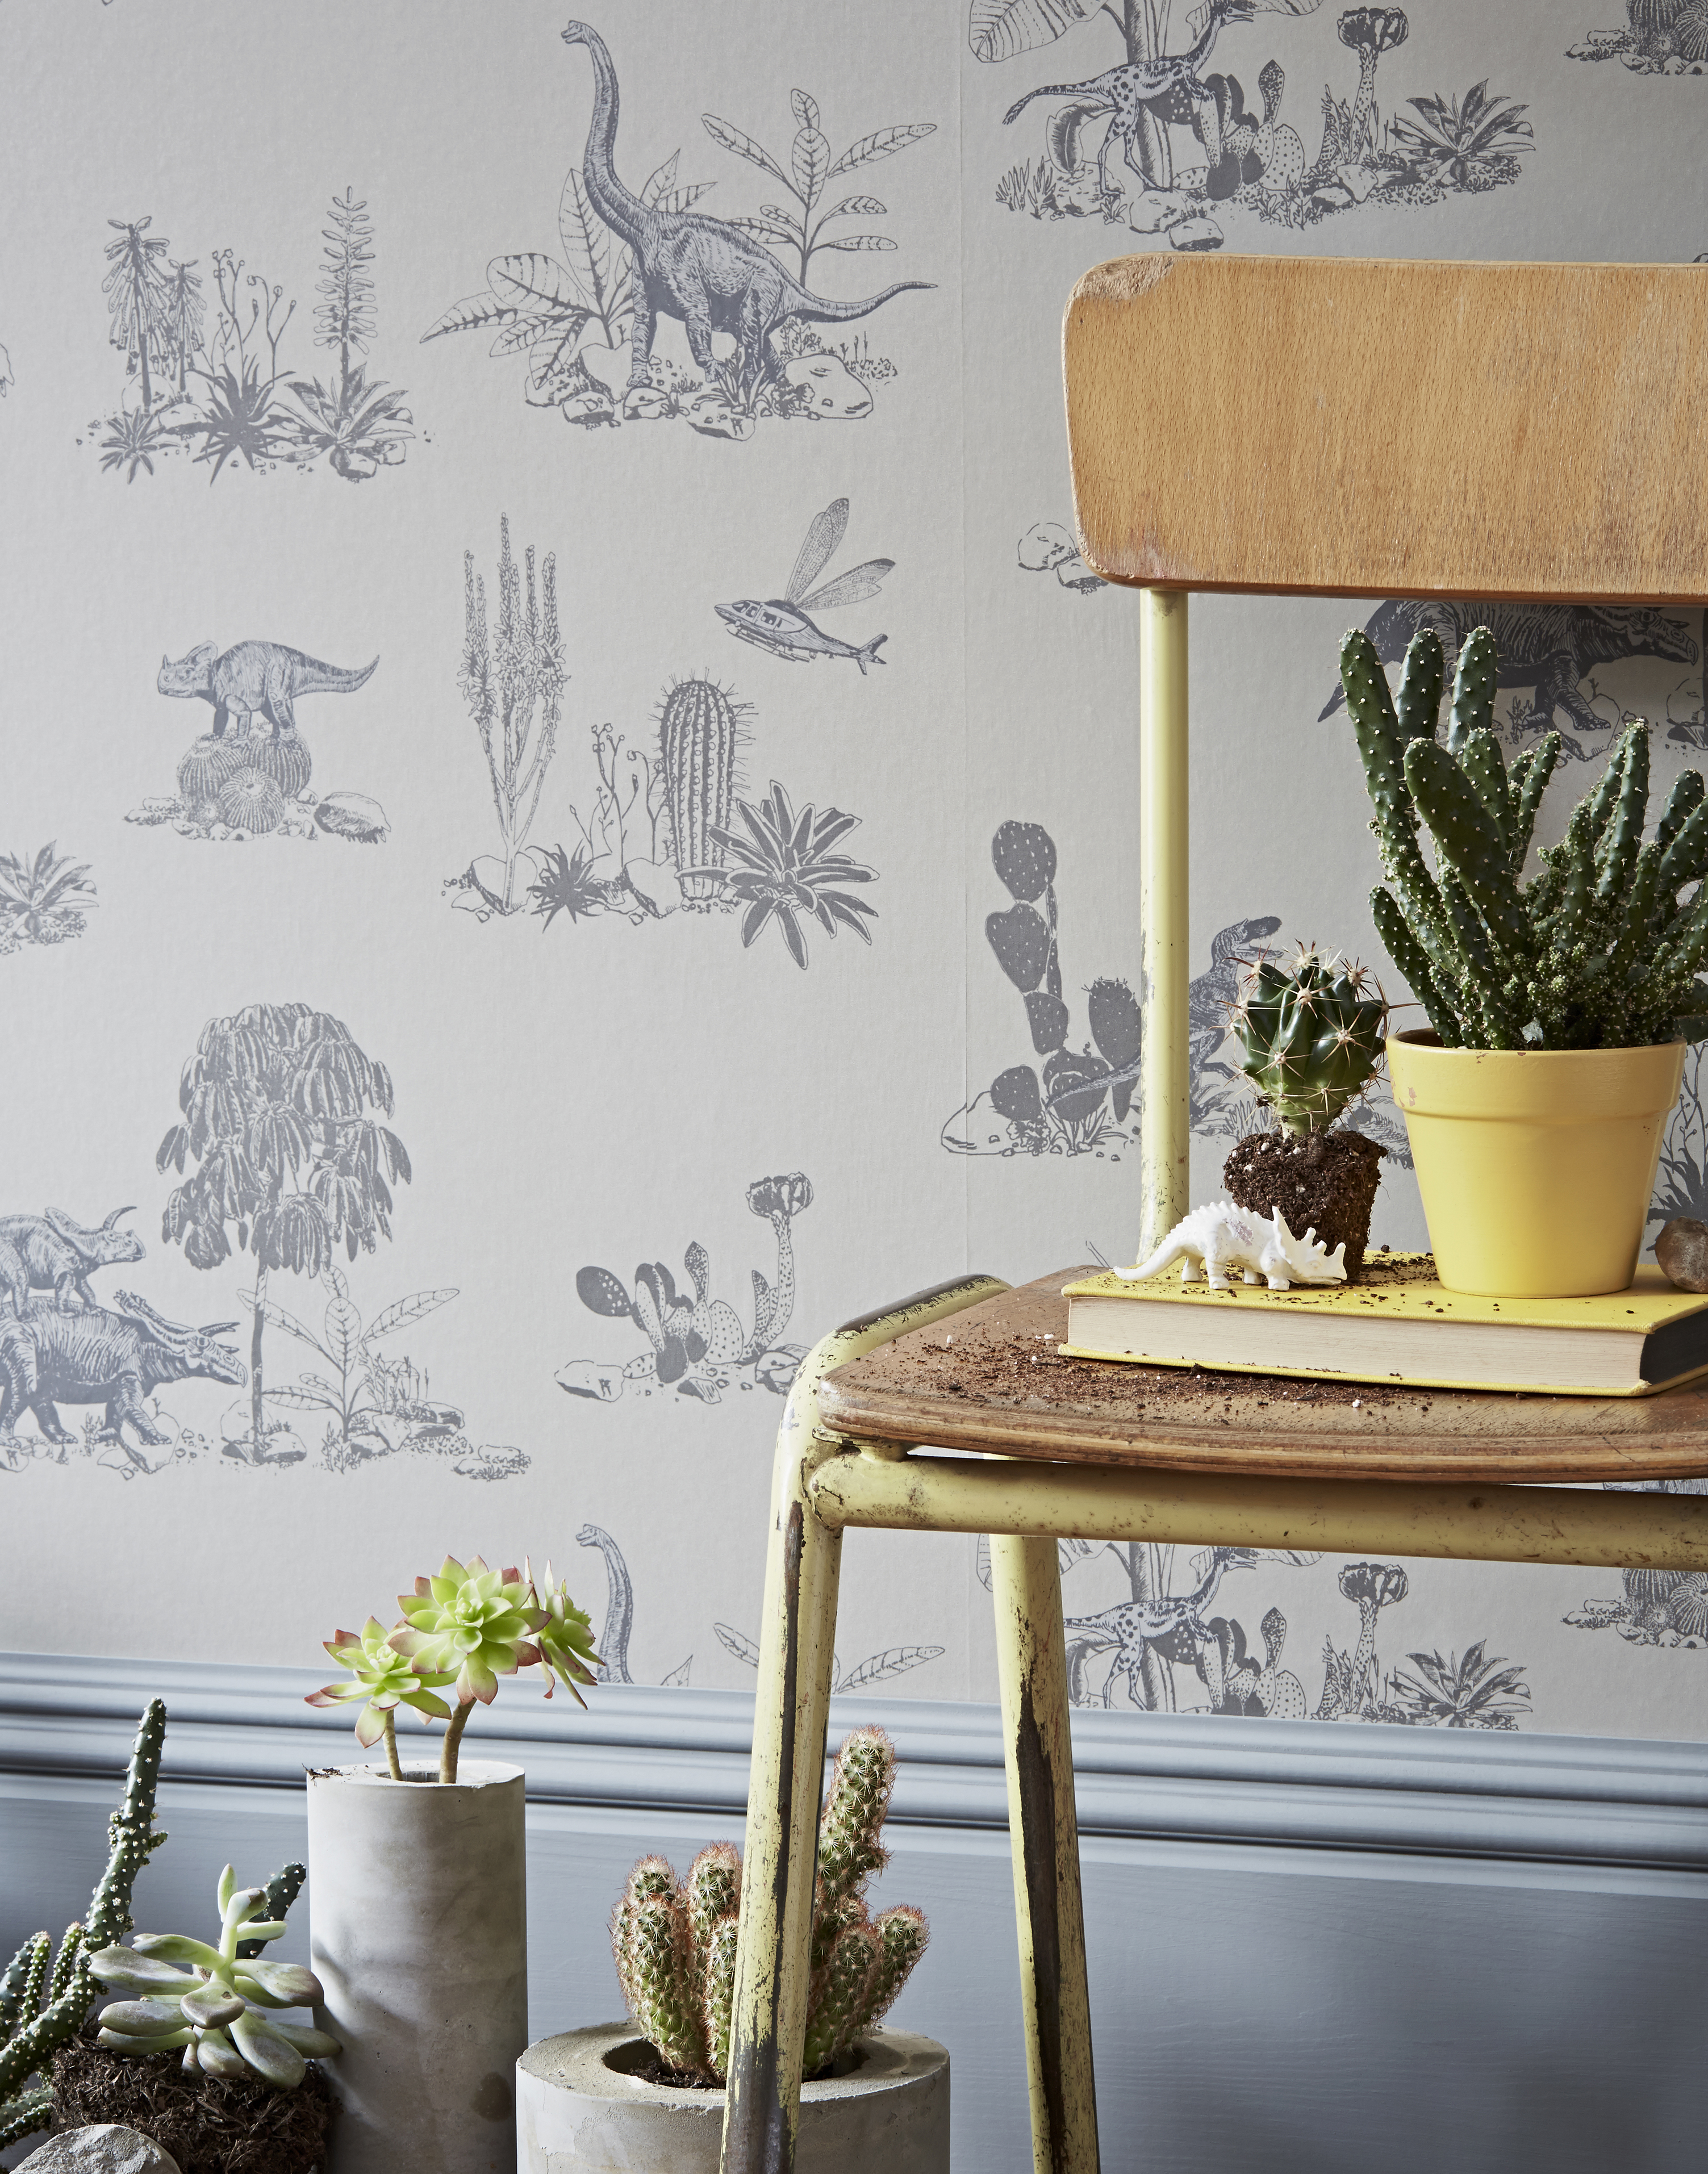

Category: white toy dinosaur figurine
[1118, 1202, 1347, 1291]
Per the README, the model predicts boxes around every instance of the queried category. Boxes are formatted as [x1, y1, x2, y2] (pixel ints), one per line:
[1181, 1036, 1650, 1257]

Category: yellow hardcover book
[1059, 1256, 1708, 1397]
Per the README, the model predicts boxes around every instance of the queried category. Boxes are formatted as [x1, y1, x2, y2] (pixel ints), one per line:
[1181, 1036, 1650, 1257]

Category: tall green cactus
[658, 679, 742, 905]
[611, 1726, 927, 2085]
[1344, 624, 1708, 1051]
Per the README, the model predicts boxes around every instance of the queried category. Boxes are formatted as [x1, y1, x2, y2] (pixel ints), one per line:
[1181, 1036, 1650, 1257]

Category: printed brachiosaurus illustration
[561, 21, 933, 391]
[157, 641, 379, 741]
[1003, 0, 1256, 201]
[1064, 1545, 1262, 1708]
[577, 1523, 634, 1682]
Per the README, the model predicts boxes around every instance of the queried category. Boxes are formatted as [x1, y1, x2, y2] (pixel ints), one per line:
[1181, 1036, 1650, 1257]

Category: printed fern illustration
[0, 844, 95, 954]
[88, 189, 411, 486]
[702, 87, 934, 287]
[558, 1175, 812, 1404]
[715, 1620, 944, 1695]
[982, 1, 1534, 254]
[247, 1268, 526, 1482]
[423, 21, 935, 433]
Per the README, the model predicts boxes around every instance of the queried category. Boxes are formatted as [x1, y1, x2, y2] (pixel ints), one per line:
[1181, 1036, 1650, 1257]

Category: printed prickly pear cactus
[558, 1174, 813, 1403]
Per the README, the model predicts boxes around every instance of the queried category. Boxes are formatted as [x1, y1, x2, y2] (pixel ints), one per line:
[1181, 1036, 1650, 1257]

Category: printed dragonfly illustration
[715, 498, 892, 674]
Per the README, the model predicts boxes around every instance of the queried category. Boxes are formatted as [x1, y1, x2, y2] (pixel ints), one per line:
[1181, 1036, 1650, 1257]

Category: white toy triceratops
[1118, 1202, 1347, 1291]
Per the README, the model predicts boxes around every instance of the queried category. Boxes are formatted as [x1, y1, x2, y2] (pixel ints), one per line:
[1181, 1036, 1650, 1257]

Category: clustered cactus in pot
[1223, 943, 1390, 1278]
[1343, 621, 1708, 1295]
[611, 1726, 926, 2085]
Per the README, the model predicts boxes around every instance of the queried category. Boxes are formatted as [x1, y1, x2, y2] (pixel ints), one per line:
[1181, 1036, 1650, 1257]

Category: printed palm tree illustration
[156, 1004, 410, 1464]
[103, 217, 170, 408]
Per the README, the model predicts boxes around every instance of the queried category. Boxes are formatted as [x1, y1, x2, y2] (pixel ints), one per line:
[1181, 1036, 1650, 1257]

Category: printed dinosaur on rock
[561, 22, 933, 394]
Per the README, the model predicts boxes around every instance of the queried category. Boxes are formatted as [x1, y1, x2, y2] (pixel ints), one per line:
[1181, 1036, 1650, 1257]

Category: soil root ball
[1223, 1128, 1385, 1280]
[51, 2037, 333, 2174]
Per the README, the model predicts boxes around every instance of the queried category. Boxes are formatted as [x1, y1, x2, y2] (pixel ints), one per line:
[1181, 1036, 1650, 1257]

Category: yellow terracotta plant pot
[1386, 1031, 1685, 1297]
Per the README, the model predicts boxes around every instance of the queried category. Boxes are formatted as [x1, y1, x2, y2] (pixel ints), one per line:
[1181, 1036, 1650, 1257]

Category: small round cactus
[1234, 944, 1388, 1136]
[244, 731, 313, 800]
[218, 768, 286, 835]
[177, 736, 249, 805]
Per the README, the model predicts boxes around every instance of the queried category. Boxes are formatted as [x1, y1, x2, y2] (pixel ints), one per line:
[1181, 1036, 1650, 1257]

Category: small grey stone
[1656, 1218, 1708, 1292]
[16, 2126, 183, 2174]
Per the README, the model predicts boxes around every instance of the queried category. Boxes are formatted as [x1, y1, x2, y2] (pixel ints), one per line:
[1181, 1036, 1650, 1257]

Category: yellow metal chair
[719, 253, 1708, 2174]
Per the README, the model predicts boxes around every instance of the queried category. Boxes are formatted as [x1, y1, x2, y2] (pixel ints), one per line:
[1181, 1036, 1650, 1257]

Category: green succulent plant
[1343, 624, 1708, 1051]
[306, 1617, 457, 1779]
[612, 1726, 927, 2085]
[310, 1553, 599, 1783]
[89, 1865, 337, 2090]
[0, 1700, 170, 2150]
[1233, 944, 1388, 1135]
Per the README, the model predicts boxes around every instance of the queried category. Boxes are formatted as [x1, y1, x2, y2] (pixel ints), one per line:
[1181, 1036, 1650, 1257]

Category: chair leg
[723, 1275, 1008, 2174]
[991, 1533, 1100, 2174]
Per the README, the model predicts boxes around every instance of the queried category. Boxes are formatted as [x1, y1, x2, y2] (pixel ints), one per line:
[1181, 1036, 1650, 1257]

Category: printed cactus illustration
[1345, 624, 1708, 1049]
[1, 1700, 170, 2148]
[658, 678, 742, 904]
[611, 1728, 926, 2084]
[89, 1864, 332, 2089]
[1233, 944, 1388, 1134]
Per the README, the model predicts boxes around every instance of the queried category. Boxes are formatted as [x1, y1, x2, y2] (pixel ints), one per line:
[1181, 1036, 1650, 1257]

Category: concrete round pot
[306, 1761, 527, 2174]
[516, 2022, 950, 2173]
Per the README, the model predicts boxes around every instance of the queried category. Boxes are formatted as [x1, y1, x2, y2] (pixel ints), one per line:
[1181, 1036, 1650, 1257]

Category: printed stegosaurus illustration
[558, 1174, 812, 1403]
[1568, 3, 1708, 72]
[979, 0, 1535, 256]
[422, 21, 936, 437]
[128, 639, 389, 846]
[87, 187, 412, 487]
[1319, 599, 1704, 763]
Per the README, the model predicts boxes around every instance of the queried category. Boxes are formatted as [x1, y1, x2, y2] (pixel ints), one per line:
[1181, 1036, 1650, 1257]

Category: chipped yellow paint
[991, 1534, 1100, 2174]
[807, 1448, 1708, 1574]
[722, 1276, 1008, 2174]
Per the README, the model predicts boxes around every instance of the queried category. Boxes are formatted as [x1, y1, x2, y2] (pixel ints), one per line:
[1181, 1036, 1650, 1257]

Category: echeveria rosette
[528, 1556, 601, 1706]
[389, 1556, 547, 1780]
[89, 1864, 339, 2091]
[306, 1617, 457, 1779]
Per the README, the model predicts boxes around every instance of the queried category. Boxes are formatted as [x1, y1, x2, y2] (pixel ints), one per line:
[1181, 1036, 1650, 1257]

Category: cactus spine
[609, 1727, 927, 2085]
[1344, 622, 1708, 1051]
[1233, 945, 1388, 1135]
[0, 1700, 169, 2146]
[658, 679, 741, 904]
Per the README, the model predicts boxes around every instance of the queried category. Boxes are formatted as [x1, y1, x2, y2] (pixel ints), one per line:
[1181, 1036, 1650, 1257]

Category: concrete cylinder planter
[516, 2023, 950, 2172]
[306, 1761, 527, 2174]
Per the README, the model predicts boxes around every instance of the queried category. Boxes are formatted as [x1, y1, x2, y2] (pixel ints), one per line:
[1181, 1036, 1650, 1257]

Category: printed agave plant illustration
[285, 364, 412, 480]
[687, 781, 878, 969]
[97, 404, 175, 484]
[1390, 81, 1534, 189]
[173, 356, 291, 482]
[1386, 1640, 1532, 1729]
[0, 843, 97, 948]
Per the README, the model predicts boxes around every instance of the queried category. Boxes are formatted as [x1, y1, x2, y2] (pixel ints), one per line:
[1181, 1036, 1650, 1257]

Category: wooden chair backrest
[1064, 254, 1708, 606]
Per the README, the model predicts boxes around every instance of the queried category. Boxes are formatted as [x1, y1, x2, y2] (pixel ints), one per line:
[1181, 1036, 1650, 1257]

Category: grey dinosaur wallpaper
[1, 0, 1705, 1741]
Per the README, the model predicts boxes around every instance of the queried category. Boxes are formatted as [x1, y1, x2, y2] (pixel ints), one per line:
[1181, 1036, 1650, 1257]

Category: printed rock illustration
[1320, 599, 1702, 761]
[559, 1174, 812, 1403]
[131, 641, 387, 846]
[716, 497, 893, 672]
[90, 186, 411, 487]
[423, 22, 935, 433]
[0, 843, 96, 954]
[1017, 521, 1106, 595]
[1569, 3, 1708, 72]
[250, 1266, 527, 1483]
[983, 0, 1533, 247]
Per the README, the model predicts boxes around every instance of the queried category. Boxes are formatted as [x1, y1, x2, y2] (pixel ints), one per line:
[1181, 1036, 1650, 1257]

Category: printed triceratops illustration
[559, 1174, 812, 1403]
[0, 1206, 145, 1316]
